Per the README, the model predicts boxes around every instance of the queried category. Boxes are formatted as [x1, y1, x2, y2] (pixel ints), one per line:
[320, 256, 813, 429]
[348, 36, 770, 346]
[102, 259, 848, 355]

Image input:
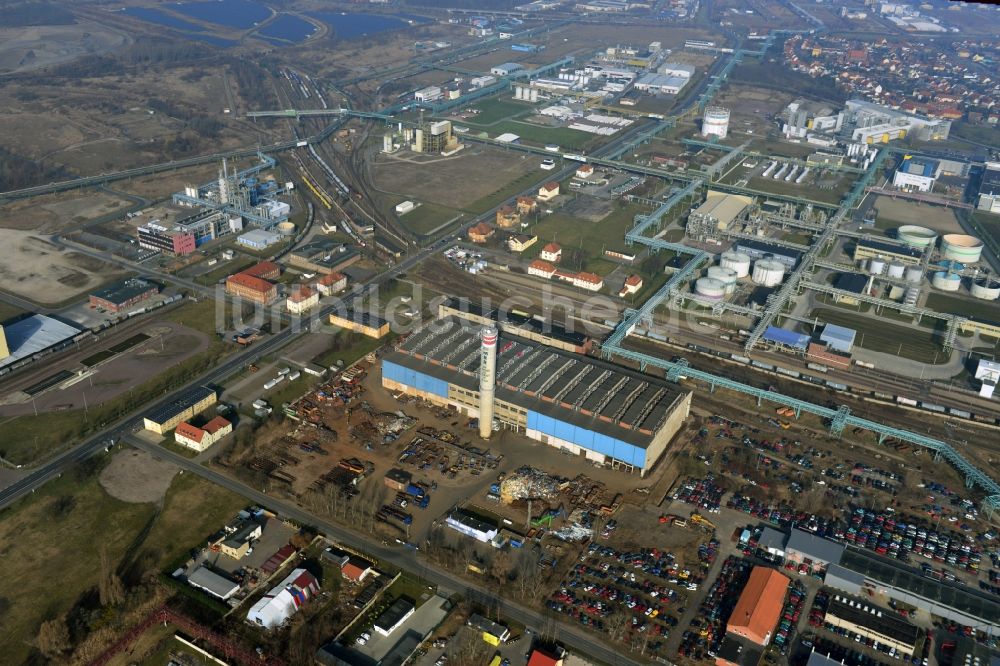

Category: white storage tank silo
[941, 234, 984, 264]
[887, 262, 905, 279]
[904, 266, 923, 283]
[970, 278, 1000, 301]
[869, 258, 886, 275]
[702, 106, 730, 139]
[694, 277, 726, 301]
[720, 251, 751, 278]
[707, 266, 739, 294]
[897, 225, 937, 250]
[752, 259, 785, 287]
[931, 271, 961, 292]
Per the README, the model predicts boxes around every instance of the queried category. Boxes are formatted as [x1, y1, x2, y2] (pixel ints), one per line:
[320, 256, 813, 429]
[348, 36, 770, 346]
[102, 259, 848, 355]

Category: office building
[88, 279, 158, 314]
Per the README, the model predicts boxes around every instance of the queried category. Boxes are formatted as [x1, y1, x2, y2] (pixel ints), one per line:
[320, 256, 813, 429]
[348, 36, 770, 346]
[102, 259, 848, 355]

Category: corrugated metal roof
[786, 528, 846, 564]
[763, 326, 810, 350]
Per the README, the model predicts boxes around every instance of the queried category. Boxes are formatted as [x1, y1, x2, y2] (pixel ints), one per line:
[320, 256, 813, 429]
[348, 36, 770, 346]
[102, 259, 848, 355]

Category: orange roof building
[225, 273, 277, 304]
[726, 566, 790, 646]
[468, 222, 495, 243]
[242, 261, 281, 280]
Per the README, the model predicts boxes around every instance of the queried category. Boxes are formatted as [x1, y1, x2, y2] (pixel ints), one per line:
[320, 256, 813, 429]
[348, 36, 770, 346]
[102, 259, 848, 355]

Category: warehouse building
[833, 273, 870, 305]
[374, 597, 416, 637]
[977, 162, 1000, 213]
[287, 239, 360, 274]
[853, 238, 923, 266]
[89, 279, 159, 314]
[186, 566, 240, 600]
[826, 548, 1000, 631]
[819, 324, 856, 353]
[329, 310, 389, 339]
[491, 62, 523, 76]
[633, 73, 689, 95]
[726, 566, 790, 646]
[784, 528, 845, 573]
[247, 568, 320, 629]
[382, 318, 692, 475]
[143, 385, 217, 435]
[824, 594, 919, 656]
[893, 157, 941, 193]
[0, 314, 83, 371]
[688, 191, 753, 232]
[446, 510, 499, 543]
[237, 228, 282, 250]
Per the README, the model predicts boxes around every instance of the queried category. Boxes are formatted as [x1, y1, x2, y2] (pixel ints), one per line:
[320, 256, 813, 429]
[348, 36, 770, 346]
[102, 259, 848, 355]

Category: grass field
[810, 308, 947, 364]
[465, 98, 537, 125]
[312, 330, 395, 370]
[0, 464, 244, 664]
[475, 120, 596, 152]
[397, 202, 464, 236]
[952, 122, 1000, 150]
[195, 257, 256, 286]
[925, 292, 1000, 322]
[524, 203, 647, 265]
[464, 169, 551, 215]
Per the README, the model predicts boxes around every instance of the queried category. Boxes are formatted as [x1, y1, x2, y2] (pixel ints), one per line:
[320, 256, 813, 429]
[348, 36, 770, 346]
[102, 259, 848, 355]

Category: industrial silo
[707, 266, 739, 294]
[752, 259, 785, 287]
[694, 277, 727, 301]
[941, 234, 984, 263]
[931, 271, 961, 292]
[896, 225, 937, 249]
[720, 251, 751, 278]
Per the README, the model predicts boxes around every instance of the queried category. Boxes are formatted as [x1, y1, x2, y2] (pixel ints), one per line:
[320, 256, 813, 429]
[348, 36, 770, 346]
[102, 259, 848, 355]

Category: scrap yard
[1, 2, 1000, 666]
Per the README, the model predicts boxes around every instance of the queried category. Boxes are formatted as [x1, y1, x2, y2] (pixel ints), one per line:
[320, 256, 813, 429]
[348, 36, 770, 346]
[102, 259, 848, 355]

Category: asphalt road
[125, 435, 645, 666]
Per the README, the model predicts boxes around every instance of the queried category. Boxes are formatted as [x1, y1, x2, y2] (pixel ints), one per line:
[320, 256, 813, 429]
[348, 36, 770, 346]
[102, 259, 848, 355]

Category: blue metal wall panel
[382, 361, 448, 397]
[527, 411, 646, 467]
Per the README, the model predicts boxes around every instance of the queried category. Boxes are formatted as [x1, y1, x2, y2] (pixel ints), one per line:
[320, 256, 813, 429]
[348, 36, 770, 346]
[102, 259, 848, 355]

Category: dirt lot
[874, 196, 963, 235]
[0, 231, 129, 305]
[0, 22, 129, 74]
[99, 448, 178, 504]
[0, 321, 209, 416]
[0, 190, 130, 233]
[372, 146, 537, 210]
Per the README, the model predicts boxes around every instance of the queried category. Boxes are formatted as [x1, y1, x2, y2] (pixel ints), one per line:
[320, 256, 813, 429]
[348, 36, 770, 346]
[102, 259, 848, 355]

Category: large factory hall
[381, 317, 693, 475]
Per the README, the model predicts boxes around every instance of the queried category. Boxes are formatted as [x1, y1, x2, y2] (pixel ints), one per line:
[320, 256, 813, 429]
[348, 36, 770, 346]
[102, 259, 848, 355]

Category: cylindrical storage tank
[752, 259, 785, 287]
[970, 278, 1000, 301]
[941, 234, 984, 263]
[932, 271, 961, 292]
[694, 277, 726, 301]
[277, 221, 296, 236]
[887, 262, 905, 279]
[869, 258, 886, 275]
[897, 225, 937, 249]
[936, 259, 964, 272]
[702, 106, 730, 139]
[720, 251, 751, 278]
[707, 266, 738, 294]
[904, 266, 923, 283]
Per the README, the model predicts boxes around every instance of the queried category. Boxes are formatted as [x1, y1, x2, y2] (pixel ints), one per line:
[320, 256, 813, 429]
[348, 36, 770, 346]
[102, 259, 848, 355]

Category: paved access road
[126, 436, 646, 666]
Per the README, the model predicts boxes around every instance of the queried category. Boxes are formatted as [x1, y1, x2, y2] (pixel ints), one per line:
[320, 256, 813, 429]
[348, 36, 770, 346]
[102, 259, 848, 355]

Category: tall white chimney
[479, 326, 498, 439]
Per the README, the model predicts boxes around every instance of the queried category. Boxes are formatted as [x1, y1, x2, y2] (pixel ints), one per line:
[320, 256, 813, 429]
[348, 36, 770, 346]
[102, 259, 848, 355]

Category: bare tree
[36, 615, 71, 661]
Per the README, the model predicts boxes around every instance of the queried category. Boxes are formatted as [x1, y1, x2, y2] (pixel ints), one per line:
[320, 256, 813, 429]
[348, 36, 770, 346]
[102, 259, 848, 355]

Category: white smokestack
[479, 326, 498, 439]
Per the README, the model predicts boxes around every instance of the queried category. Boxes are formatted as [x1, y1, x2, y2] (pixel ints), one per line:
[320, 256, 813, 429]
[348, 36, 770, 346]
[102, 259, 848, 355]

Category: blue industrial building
[381, 318, 692, 475]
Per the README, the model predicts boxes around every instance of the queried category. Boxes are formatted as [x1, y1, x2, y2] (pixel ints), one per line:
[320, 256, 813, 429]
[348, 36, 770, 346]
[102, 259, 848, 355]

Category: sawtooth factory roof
[385, 318, 689, 448]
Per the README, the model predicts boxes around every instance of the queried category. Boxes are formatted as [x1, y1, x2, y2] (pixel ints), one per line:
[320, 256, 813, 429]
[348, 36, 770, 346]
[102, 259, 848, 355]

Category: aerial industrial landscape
[2, 0, 1000, 665]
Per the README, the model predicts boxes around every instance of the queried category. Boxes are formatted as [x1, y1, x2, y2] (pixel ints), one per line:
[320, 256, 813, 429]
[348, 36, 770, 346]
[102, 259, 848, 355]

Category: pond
[172, 0, 271, 29]
[307, 11, 421, 40]
[121, 7, 206, 32]
[258, 14, 316, 43]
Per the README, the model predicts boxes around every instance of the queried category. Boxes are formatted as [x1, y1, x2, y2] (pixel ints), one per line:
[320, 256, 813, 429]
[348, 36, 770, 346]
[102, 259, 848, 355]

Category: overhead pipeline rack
[597, 116, 1000, 515]
[742, 147, 889, 355]
[681, 138, 865, 175]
